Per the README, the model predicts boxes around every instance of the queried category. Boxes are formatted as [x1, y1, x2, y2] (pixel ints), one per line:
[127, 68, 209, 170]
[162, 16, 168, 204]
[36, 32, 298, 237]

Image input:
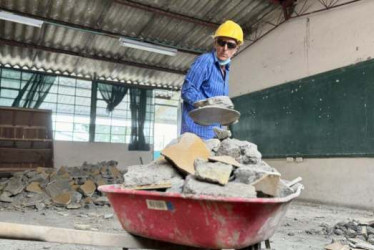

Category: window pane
[2, 69, 21, 79]
[1, 78, 21, 89]
[95, 133, 110, 142]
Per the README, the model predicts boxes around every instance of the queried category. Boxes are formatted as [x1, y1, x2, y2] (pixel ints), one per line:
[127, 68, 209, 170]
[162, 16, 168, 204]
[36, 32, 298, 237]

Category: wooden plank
[0, 222, 203, 250]
[0, 148, 52, 163]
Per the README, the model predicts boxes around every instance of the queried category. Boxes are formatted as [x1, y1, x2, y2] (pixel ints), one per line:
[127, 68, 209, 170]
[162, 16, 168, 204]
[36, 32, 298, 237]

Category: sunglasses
[216, 39, 237, 50]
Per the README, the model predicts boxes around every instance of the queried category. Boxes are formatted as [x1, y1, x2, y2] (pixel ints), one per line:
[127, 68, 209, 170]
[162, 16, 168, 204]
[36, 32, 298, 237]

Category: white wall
[267, 158, 374, 209]
[230, 0, 374, 97]
[229, 0, 374, 209]
[54, 141, 153, 170]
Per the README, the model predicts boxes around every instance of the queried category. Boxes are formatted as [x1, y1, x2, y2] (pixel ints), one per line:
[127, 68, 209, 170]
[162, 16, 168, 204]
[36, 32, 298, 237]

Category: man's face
[214, 37, 239, 61]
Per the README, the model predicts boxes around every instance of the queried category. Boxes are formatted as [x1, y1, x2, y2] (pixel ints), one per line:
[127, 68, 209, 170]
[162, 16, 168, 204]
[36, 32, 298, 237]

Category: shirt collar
[212, 50, 231, 71]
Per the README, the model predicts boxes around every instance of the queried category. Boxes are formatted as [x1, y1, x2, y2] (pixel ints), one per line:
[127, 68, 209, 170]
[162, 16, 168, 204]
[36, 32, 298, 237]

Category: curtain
[12, 73, 55, 109]
[98, 83, 128, 112]
[128, 88, 153, 151]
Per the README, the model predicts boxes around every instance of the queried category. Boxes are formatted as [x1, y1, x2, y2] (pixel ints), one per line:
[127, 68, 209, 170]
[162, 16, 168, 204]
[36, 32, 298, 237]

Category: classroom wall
[230, 0, 374, 97]
[54, 141, 153, 170]
[230, 0, 374, 209]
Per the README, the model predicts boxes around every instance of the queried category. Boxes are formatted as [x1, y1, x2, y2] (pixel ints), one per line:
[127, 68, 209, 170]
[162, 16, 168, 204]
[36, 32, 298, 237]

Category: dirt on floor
[0, 201, 372, 250]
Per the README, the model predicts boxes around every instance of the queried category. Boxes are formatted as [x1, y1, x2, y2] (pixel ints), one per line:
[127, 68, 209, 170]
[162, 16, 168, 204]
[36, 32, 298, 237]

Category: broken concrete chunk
[324, 241, 350, 250]
[0, 191, 14, 202]
[26, 182, 43, 194]
[45, 179, 73, 198]
[194, 158, 233, 185]
[183, 176, 256, 198]
[217, 138, 241, 159]
[213, 127, 232, 140]
[52, 192, 72, 206]
[79, 180, 96, 197]
[204, 139, 221, 152]
[252, 174, 280, 197]
[166, 178, 185, 193]
[209, 155, 241, 168]
[277, 180, 296, 197]
[241, 146, 262, 164]
[123, 159, 181, 187]
[5, 176, 26, 195]
[234, 167, 264, 185]
[162, 132, 210, 175]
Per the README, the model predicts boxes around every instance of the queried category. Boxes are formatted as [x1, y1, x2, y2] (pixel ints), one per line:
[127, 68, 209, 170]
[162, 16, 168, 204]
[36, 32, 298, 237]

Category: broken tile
[209, 155, 241, 168]
[52, 192, 72, 206]
[183, 176, 256, 198]
[26, 182, 43, 194]
[0, 191, 13, 202]
[162, 132, 210, 175]
[79, 180, 96, 197]
[5, 176, 26, 195]
[252, 174, 280, 197]
[45, 179, 73, 198]
[325, 241, 350, 250]
[194, 158, 233, 185]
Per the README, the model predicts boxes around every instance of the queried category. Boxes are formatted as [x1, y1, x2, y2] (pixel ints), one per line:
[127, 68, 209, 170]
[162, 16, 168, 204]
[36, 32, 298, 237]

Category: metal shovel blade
[189, 106, 240, 126]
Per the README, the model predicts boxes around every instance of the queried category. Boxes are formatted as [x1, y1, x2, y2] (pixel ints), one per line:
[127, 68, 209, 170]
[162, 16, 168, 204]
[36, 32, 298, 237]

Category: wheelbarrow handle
[0, 222, 203, 250]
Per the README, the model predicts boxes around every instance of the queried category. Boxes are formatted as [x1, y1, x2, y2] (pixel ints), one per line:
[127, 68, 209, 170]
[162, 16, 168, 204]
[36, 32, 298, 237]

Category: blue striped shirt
[181, 50, 230, 140]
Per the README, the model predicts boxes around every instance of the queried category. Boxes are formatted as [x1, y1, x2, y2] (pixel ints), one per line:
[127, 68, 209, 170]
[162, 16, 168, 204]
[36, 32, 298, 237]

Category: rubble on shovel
[122, 130, 303, 199]
[0, 161, 121, 210]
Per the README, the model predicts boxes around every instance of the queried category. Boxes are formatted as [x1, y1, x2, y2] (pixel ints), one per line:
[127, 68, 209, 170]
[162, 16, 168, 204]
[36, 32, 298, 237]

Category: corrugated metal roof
[0, 0, 283, 90]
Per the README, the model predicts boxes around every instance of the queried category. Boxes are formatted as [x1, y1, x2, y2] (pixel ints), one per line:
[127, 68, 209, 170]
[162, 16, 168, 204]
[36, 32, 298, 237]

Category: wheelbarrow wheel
[238, 242, 261, 250]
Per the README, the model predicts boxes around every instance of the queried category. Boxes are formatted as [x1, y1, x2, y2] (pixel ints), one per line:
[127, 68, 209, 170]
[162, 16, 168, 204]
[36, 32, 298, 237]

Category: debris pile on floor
[122, 129, 302, 198]
[0, 161, 122, 210]
[324, 219, 374, 250]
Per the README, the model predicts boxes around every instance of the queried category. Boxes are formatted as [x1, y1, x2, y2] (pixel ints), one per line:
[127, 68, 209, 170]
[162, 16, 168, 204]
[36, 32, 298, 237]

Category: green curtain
[128, 88, 153, 151]
[12, 73, 56, 109]
[98, 82, 128, 112]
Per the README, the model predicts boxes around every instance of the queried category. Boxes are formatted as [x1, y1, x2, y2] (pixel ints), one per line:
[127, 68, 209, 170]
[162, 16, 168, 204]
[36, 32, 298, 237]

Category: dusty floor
[0, 201, 372, 250]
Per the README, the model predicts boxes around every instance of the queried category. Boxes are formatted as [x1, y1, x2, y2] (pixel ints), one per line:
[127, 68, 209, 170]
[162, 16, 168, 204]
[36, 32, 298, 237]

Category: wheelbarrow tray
[99, 184, 301, 249]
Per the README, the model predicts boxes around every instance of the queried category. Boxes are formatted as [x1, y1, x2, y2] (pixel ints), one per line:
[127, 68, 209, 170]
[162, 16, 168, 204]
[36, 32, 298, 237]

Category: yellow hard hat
[214, 20, 243, 45]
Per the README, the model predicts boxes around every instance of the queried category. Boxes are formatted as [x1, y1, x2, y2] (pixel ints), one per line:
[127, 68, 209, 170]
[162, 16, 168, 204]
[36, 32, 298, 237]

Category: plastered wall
[230, 0, 374, 208]
[54, 141, 152, 170]
[230, 0, 374, 97]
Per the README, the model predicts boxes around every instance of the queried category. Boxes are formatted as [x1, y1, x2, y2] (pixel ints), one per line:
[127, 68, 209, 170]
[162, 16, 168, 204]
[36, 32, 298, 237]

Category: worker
[180, 20, 243, 140]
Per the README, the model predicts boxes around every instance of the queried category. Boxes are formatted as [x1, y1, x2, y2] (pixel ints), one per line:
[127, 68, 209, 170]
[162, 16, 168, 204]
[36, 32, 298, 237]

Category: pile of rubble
[0, 161, 122, 210]
[123, 128, 302, 198]
[324, 220, 374, 250]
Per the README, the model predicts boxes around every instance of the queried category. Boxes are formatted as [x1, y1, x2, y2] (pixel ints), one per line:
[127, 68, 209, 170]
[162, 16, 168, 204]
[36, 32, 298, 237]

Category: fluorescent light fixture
[0, 11, 43, 28]
[119, 37, 177, 56]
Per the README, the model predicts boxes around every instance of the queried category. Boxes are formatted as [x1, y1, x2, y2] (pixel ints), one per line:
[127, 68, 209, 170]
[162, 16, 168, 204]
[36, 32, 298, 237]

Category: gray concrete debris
[166, 178, 185, 193]
[5, 176, 26, 196]
[0, 161, 123, 210]
[277, 180, 295, 197]
[213, 127, 232, 140]
[0, 191, 13, 203]
[216, 138, 262, 164]
[234, 167, 265, 185]
[204, 139, 221, 153]
[123, 159, 182, 187]
[194, 158, 233, 185]
[183, 175, 256, 198]
[194, 96, 234, 109]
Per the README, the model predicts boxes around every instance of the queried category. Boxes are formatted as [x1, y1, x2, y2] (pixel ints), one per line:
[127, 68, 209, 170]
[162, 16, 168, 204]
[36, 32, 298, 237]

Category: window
[95, 86, 155, 145]
[39, 77, 91, 141]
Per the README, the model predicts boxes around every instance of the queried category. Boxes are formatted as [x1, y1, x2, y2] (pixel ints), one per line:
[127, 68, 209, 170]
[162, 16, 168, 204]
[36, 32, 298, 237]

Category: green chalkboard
[231, 59, 374, 157]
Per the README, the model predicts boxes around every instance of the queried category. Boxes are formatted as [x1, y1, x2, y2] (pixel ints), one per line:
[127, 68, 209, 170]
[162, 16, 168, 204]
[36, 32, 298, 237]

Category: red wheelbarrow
[99, 184, 302, 250]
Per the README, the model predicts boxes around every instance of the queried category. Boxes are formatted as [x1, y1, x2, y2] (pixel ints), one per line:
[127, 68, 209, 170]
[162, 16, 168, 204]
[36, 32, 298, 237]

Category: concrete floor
[0, 201, 372, 250]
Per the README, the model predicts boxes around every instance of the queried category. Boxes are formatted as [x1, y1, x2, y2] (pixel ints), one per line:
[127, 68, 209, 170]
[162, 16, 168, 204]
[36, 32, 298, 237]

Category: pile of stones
[0, 161, 122, 210]
[324, 220, 374, 250]
[123, 128, 302, 199]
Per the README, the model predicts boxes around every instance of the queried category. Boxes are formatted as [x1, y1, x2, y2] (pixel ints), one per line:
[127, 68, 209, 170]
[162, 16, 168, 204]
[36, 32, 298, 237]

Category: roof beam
[0, 38, 187, 75]
[114, 0, 219, 28]
[0, 7, 202, 55]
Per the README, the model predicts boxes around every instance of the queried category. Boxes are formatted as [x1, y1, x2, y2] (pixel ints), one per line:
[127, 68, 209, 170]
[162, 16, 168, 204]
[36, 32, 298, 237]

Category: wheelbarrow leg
[265, 239, 271, 249]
